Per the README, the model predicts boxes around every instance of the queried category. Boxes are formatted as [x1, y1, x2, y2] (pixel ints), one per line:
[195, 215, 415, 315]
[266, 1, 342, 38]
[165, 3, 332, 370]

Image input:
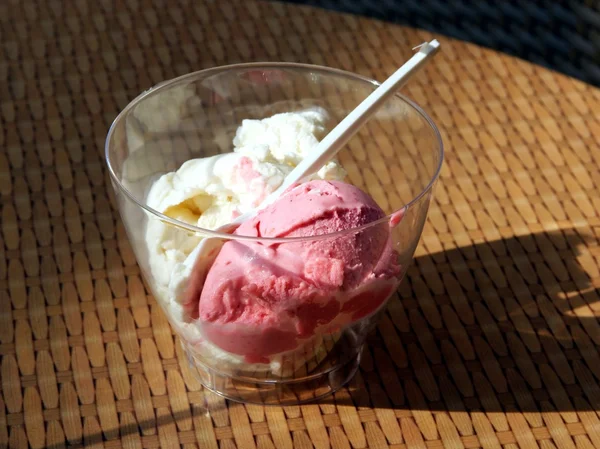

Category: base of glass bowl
[180, 334, 363, 405]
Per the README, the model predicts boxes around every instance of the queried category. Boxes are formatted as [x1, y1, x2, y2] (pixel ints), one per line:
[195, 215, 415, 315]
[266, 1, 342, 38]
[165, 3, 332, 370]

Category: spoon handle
[207, 40, 440, 227]
[268, 39, 441, 204]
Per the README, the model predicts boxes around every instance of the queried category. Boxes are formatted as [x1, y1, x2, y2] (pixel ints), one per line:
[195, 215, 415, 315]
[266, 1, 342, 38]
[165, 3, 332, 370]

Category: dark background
[281, 0, 600, 86]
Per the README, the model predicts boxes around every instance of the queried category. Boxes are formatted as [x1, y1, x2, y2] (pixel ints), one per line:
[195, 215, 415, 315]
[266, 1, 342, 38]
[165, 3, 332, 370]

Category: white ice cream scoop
[182, 40, 441, 316]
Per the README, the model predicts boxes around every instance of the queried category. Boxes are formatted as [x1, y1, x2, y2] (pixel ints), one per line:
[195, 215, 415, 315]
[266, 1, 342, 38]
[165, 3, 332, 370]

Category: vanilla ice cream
[143, 108, 346, 372]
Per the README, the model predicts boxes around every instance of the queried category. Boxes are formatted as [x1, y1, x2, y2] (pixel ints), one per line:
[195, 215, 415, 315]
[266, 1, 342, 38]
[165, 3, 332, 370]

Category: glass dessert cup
[106, 63, 443, 405]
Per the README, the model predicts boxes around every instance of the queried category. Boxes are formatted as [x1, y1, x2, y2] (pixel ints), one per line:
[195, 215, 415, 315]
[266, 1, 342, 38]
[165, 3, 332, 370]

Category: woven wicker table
[2, 1, 600, 448]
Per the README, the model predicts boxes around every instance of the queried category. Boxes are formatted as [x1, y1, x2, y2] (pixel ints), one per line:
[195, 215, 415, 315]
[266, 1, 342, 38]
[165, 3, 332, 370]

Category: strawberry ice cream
[194, 180, 401, 363]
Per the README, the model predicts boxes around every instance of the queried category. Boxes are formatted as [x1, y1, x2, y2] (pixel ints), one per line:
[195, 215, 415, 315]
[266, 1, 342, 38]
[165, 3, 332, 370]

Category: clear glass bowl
[105, 63, 443, 405]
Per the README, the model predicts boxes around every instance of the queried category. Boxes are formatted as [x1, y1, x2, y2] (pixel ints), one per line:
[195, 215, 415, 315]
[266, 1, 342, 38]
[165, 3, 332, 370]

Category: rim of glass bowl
[105, 62, 444, 243]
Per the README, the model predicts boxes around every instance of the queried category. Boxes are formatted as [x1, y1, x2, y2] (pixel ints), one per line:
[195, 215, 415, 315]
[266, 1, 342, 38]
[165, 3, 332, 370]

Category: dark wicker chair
[281, 0, 600, 86]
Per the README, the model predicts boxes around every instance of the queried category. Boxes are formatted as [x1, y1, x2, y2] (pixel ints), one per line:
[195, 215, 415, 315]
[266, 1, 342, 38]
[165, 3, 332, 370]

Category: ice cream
[142, 109, 401, 374]
[143, 109, 351, 372]
[195, 180, 400, 363]
[144, 109, 345, 321]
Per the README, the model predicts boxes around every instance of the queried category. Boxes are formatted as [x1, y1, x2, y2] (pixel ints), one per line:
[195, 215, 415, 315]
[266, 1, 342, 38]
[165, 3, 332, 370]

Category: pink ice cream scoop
[195, 180, 401, 363]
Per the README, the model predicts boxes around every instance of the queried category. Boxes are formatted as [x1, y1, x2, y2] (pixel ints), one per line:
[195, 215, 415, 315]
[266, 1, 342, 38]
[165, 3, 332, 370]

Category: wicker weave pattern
[283, 0, 600, 86]
[1, 1, 600, 448]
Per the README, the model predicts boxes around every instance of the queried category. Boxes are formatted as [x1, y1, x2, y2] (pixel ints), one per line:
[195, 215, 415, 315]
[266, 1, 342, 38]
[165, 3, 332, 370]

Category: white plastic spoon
[181, 39, 441, 316]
